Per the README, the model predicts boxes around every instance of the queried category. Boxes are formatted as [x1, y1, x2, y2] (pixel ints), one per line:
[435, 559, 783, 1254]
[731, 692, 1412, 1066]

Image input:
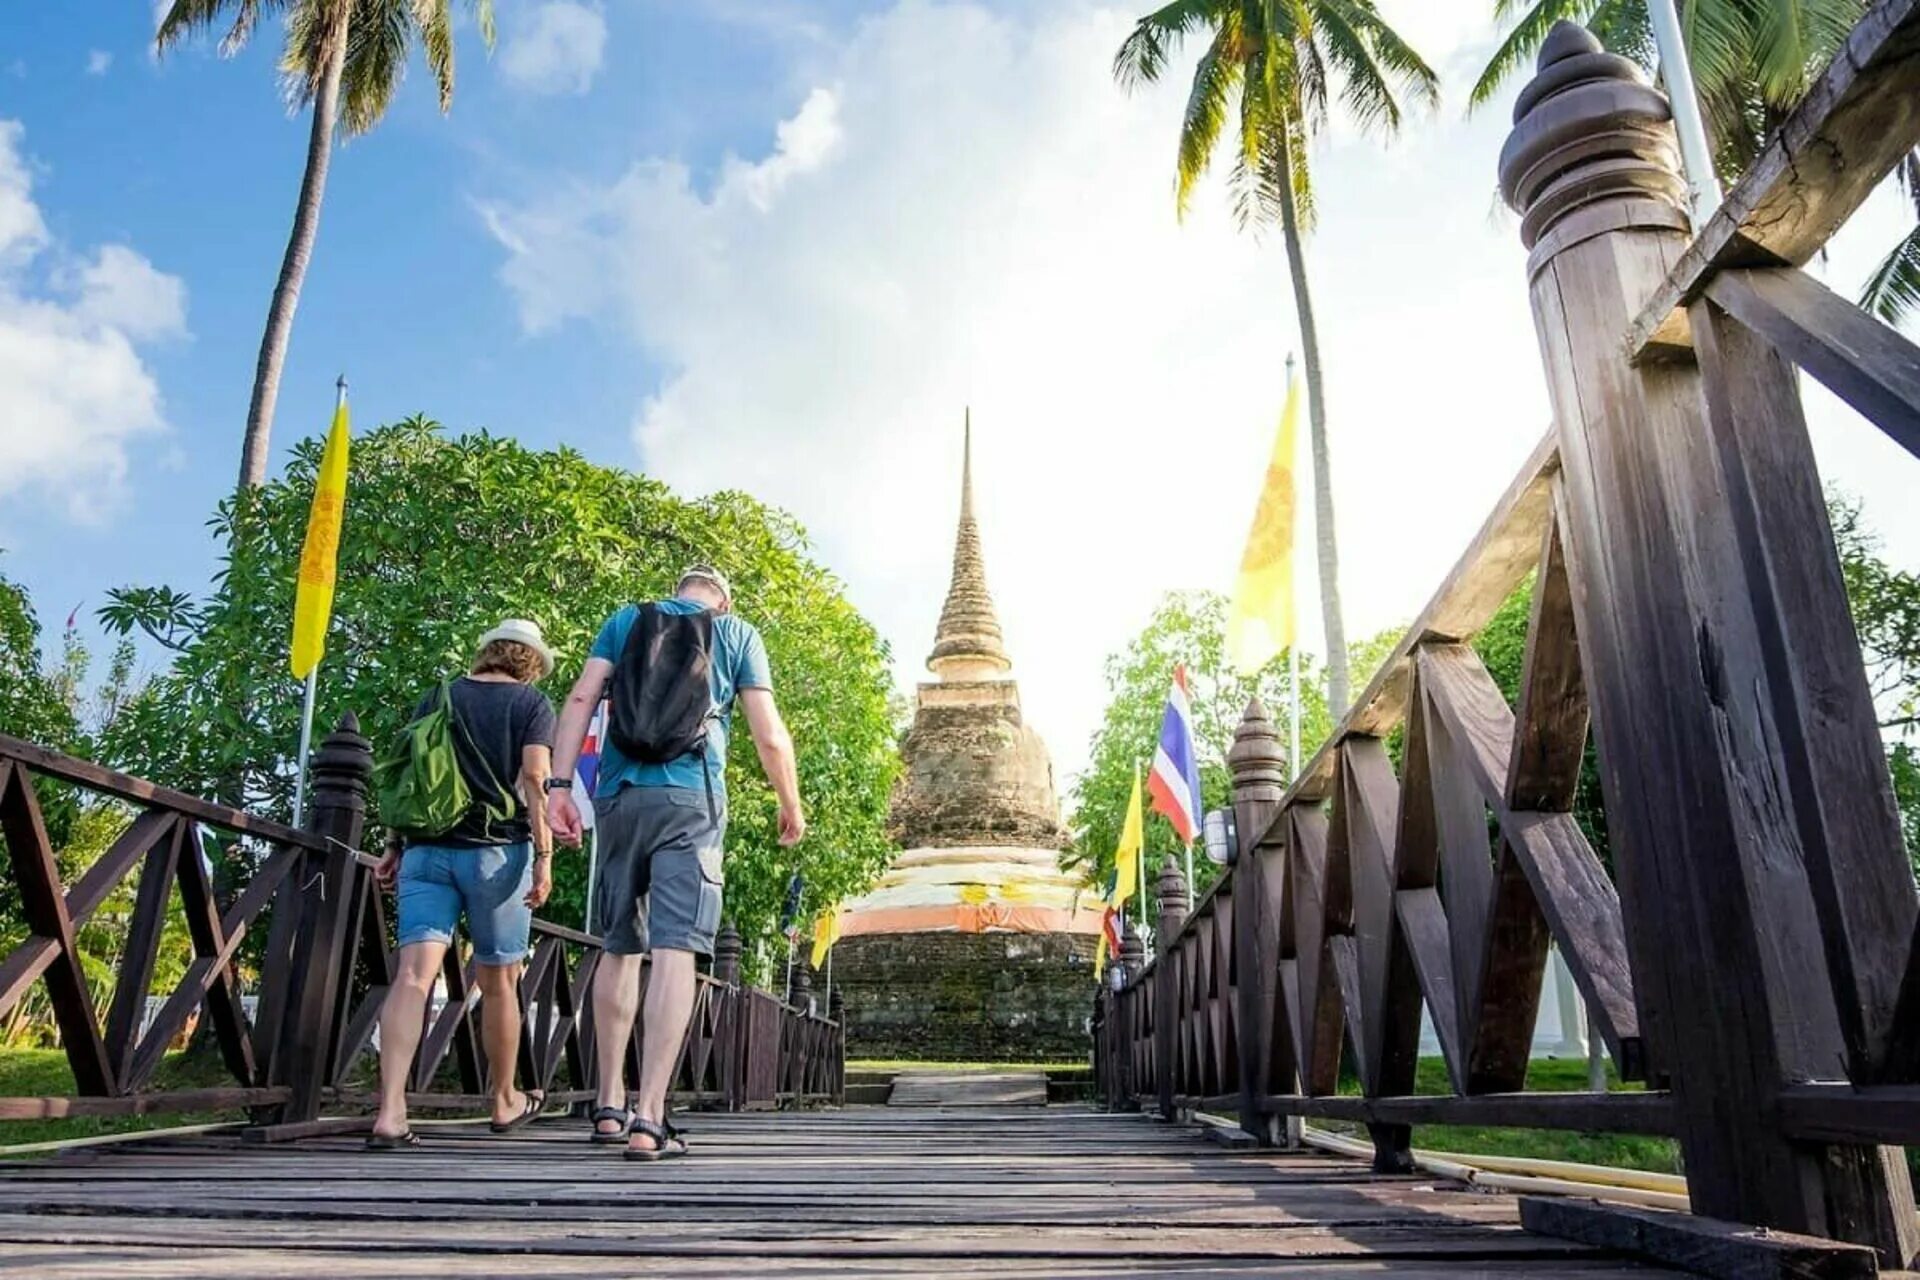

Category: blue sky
[3, 1, 1916, 774]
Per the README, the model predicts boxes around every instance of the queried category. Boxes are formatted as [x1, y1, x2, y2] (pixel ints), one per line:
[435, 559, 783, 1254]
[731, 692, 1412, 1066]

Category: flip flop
[589, 1105, 634, 1145]
[365, 1130, 421, 1151]
[489, 1091, 546, 1134]
[624, 1116, 687, 1161]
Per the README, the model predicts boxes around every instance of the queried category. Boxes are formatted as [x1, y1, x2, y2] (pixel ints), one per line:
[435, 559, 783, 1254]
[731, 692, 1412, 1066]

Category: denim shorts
[397, 842, 534, 966]
[593, 787, 724, 957]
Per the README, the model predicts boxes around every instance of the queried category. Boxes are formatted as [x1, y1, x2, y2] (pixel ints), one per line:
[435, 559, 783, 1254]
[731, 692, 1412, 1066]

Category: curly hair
[471, 639, 544, 683]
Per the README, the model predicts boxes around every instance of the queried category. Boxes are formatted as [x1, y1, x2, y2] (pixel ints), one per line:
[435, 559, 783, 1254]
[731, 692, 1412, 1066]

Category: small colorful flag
[780, 873, 805, 940]
[290, 388, 351, 680]
[1111, 766, 1144, 915]
[1095, 906, 1126, 970]
[1148, 665, 1203, 845]
[1226, 371, 1300, 676]
[574, 699, 607, 830]
[809, 908, 841, 968]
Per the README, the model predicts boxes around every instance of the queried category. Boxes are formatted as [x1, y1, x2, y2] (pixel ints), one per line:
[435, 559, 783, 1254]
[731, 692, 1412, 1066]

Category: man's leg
[591, 952, 645, 1135]
[476, 962, 529, 1125]
[631, 946, 698, 1151]
[372, 941, 447, 1140]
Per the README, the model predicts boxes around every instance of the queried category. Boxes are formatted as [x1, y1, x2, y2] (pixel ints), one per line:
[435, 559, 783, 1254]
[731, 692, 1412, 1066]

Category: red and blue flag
[1147, 665, 1203, 845]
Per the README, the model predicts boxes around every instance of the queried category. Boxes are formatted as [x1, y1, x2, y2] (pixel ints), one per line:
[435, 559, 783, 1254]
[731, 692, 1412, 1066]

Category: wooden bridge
[6, 5, 1920, 1276]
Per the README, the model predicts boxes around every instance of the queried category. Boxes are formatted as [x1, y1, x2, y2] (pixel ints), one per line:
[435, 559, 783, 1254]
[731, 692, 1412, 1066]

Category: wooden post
[269, 714, 371, 1125]
[1501, 23, 1917, 1263]
[714, 921, 742, 1111]
[828, 988, 846, 1106]
[1228, 698, 1287, 1144]
[1154, 858, 1188, 1119]
[1117, 927, 1145, 1113]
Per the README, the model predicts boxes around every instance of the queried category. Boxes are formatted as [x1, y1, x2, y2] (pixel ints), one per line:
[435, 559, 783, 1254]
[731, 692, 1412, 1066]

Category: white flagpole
[292, 669, 318, 827]
[1183, 841, 1194, 912]
[1288, 646, 1301, 784]
[1645, 0, 1721, 222]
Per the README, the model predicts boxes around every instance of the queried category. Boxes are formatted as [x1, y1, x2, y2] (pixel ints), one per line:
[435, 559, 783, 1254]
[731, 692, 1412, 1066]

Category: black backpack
[607, 604, 716, 764]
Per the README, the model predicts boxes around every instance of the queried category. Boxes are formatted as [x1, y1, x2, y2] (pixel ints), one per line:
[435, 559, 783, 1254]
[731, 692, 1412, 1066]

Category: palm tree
[1472, 1, 1920, 324]
[156, 0, 495, 492]
[1114, 1, 1439, 720]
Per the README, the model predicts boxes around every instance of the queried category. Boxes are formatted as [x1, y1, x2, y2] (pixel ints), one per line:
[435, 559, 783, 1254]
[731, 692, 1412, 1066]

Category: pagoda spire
[929, 409, 1012, 678]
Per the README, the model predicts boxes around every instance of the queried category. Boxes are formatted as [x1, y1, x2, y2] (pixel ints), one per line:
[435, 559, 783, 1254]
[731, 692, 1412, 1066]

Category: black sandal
[624, 1116, 687, 1161]
[589, 1105, 634, 1145]
[490, 1091, 545, 1134]
[365, 1130, 421, 1150]
[663, 1116, 690, 1153]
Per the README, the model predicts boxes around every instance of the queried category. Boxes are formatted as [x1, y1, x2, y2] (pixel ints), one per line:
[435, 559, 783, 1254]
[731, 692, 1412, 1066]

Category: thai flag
[575, 699, 606, 831]
[1101, 907, 1125, 957]
[1147, 665, 1204, 845]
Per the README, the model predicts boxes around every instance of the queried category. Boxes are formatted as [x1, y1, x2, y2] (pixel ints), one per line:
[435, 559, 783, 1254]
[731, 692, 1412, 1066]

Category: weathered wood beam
[1628, 0, 1920, 357]
[0, 1086, 287, 1121]
[1520, 1198, 1879, 1278]
[1258, 1087, 1676, 1135]
[0, 734, 324, 852]
[1704, 267, 1920, 460]
[1775, 1083, 1920, 1145]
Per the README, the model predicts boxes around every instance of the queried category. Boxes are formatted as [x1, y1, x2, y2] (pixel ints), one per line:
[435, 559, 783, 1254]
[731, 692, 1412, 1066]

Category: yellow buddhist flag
[809, 908, 841, 968]
[1110, 766, 1144, 912]
[1226, 371, 1300, 677]
[290, 386, 351, 680]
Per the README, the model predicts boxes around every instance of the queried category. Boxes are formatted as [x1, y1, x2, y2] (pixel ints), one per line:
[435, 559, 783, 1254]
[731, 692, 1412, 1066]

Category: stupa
[832, 415, 1103, 1062]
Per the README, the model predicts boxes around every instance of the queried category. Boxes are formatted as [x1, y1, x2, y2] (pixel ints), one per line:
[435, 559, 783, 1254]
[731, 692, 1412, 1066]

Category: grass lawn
[0, 1047, 246, 1151]
[1316, 1054, 1683, 1175]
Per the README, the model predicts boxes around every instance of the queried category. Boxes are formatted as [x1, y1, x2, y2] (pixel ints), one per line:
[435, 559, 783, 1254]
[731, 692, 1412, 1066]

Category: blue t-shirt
[588, 598, 772, 801]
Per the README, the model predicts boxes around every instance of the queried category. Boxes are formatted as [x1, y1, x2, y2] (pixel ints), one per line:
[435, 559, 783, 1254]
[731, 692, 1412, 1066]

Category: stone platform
[833, 930, 1098, 1062]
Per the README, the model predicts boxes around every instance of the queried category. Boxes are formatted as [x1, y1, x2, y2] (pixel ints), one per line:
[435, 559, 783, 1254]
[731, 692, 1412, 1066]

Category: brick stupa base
[832, 931, 1099, 1062]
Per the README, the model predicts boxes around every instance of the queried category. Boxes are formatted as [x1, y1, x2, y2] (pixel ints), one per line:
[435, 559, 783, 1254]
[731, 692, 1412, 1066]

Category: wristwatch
[543, 778, 574, 793]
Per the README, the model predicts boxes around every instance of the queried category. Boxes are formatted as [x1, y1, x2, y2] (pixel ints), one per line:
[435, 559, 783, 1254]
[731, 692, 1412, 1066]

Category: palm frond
[1469, 0, 1601, 109]
[1860, 221, 1920, 325]
[1681, 0, 1765, 110]
[1749, 0, 1862, 105]
[155, 0, 288, 56]
[1115, 0, 1228, 90]
[1176, 25, 1244, 218]
[1323, 0, 1439, 111]
[1585, 0, 1653, 67]
[337, 0, 410, 133]
[467, 0, 495, 48]
[414, 0, 456, 110]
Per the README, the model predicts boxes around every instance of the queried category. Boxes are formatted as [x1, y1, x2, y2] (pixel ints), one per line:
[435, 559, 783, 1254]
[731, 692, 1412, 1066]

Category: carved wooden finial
[309, 713, 372, 821]
[1228, 697, 1287, 800]
[1156, 858, 1189, 941]
[1119, 923, 1146, 974]
[1497, 21, 1686, 250]
[714, 920, 743, 985]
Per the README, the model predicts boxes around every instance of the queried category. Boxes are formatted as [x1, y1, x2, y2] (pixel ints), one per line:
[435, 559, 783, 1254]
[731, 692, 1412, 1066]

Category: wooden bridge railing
[1100, 3, 1920, 1267]
[0, 724, 842, 1132]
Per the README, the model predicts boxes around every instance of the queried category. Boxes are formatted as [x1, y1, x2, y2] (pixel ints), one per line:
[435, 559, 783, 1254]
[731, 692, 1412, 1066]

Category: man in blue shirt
[548, 565, 804, 1160]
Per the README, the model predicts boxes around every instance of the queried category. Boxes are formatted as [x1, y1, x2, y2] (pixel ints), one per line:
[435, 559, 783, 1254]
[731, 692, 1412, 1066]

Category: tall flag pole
[289, 376, 351, 826]
[1148, 665, 1203, 910]
[1228, 355, 1302, 775]
[1644, 0, 1722, 222]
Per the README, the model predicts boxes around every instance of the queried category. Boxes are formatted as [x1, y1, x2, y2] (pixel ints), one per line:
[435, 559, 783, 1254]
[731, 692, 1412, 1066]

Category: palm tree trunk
[237, 22, 349, 491]
[1273, 138, 1350, 718]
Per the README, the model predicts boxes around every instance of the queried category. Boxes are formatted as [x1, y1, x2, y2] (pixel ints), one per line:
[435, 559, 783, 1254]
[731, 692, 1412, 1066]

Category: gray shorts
[593, 786, 725, 956]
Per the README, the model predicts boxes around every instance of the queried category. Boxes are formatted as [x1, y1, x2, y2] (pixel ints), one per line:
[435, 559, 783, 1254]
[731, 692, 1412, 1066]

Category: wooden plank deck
[0, 1106, 1688, 1276]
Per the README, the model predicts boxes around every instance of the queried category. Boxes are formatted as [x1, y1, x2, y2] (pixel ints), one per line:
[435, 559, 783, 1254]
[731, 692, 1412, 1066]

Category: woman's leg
[458, 843, 536, 1125]
[373, 939, 448, 1138]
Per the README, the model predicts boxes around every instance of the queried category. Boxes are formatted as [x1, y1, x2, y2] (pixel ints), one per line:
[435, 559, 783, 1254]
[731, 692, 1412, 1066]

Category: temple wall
[834, 931, 1099, 1062]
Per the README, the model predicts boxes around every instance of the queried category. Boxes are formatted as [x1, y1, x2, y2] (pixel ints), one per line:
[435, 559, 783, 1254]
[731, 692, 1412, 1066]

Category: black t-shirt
[404, 677, 556, 849]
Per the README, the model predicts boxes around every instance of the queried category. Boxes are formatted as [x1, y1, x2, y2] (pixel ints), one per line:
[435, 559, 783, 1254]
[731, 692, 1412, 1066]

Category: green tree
[156, 0, 495, 491]
[101, 417, 900, 977]
[1471, 1, 1920, 325]
[1069, 591, 1338, 907]
[1113, 1, 1440, 719]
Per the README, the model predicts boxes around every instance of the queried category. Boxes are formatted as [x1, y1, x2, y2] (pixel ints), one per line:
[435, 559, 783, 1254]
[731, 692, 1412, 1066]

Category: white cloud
[0, 120, 185, 521]
[499, 1, 607, 96]
[482, 0, 1920, 780]
[86, 50, 112, 76]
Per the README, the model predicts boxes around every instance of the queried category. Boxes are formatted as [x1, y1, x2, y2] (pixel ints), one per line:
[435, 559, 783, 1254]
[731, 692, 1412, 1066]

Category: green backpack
[374, 682, 514, 839]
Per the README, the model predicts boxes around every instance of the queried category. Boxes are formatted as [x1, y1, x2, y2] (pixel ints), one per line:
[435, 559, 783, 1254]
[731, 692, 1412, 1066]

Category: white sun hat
[475, 618, 555, 679]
